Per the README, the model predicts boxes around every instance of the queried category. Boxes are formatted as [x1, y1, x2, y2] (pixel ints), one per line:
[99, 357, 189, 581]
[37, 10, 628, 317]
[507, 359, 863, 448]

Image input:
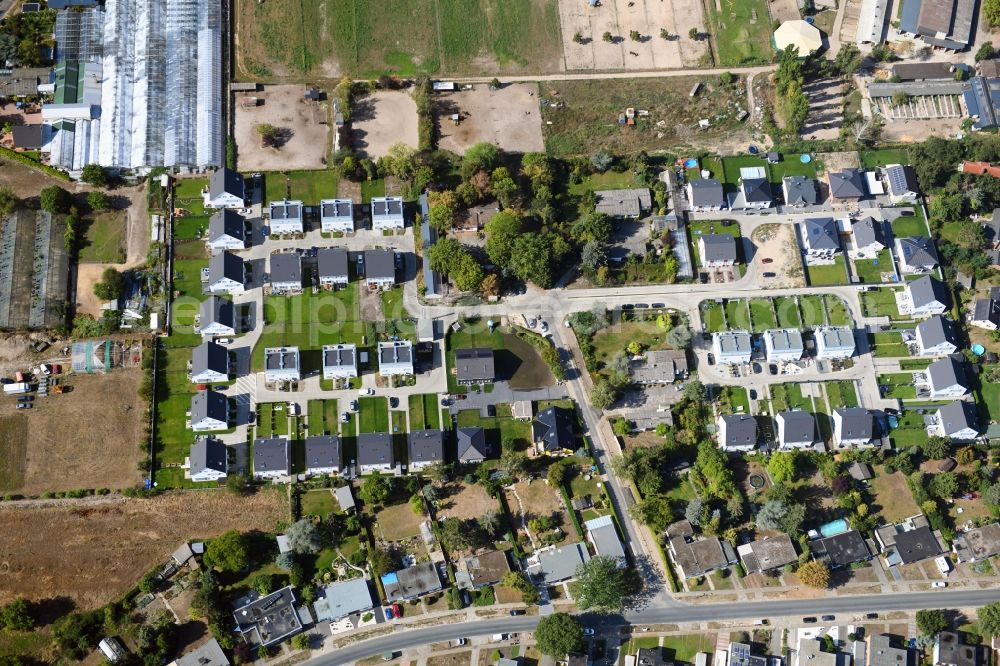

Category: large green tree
[426, 237, 484, 292]
[985, 0, 1000, 26]
[0, 187, 18, 217]
[286, 518, 325, 554]
[916, 609, 949, 636]
[509, 233, 555, 288]
[462, 142, 500, 180]
[535, 612, 585, 656]
[40, 185, 71, 214]
[0, 598, 34, 631]
[203, 531, 249, 572]
[359, 474, 392, 505]
[979, 601, 1000, 636]
[80, 163, 109, 188]
[485, 210, 522, 268]
[92, 267, 125, 301]
[575, 555, 636, 612]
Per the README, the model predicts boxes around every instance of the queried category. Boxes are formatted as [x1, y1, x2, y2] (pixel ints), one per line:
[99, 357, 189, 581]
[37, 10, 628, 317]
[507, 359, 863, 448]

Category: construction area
[436, 83, 545, 155]
[0, 209, 71, 331]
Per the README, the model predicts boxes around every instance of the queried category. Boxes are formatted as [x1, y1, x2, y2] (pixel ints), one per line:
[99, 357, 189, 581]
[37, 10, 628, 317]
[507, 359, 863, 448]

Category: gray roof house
[629, 349, 689, 384]
[851, 216, 887, 256]
[815, 326, 856, 360]
[687, 178, 725, 211]
[318, 248, 350, 288]
[763, 328, 805, 362]
[668, 535, 736, 578]
[363, 249, 396, 288]
[869, 635, 912, 666]
[455, 347, 495, 384]
[934, 632, 982, 666]
[305, 435, 341, 475]
[782, 175, 818, 207]
[268, 200, 304, 235]
[883, 164, 920, 203]
[529, 542, 591, 584]
[833, 408, 876, 447]
[408, 429, 444, 471]
[378, 340, 414, 376]
[191, 341, 229, 384]
[776, 411, 816, 449]
[972, 297, 1000, 330]
[335, 485, 356, 512]
[208, 251, 245, 294]
[322, 343, 358, 379]
[532, 406, 575, 453]
[735, 176, 773, 210]
[457, 427, 490, 464]
[585, 514, 626, 565]
[371, 196, 405, 230]
[253, 437, 291, 480]
[895, 236, 939, 273]
[233, 586, 302, 647]
[320, 199, 354, 233]
[312, 577, 374, 622]
[699, 233, 738, 267]
[264, 346, 300, 383]
[188, 437, 228, 482]
[175, 638, 230, 666]
[269, 252, 302, 293]
[915, 316, 959, 356]
[190, 389, 229, 432]
[594, 188, 652, 217]
[198, 296, 236, 338]
[712, 330, 753, 364]
[207, 209, 246, 252]
[717, 414, 757, 452]
[927, 356, 970, 398]
[737, 534, 797, 573]
[811, 529, 873, 567]
[381, 562, 443, 601]
[934, 400, 979, 441]
[828, 169, 866, 201]
[204, 167, 245, 209]
[358, 432, 394, 473]
[802, 217, 841, 257]
[905, 275, 949, 316]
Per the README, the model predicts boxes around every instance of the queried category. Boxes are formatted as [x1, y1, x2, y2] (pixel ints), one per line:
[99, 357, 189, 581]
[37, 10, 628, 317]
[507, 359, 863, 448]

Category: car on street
[652, 303, 665, 308]
[622, 304, 635, 310]
[634, 303, 649, 309]
[762, 272, 777, 278]
[761, 258, 773, 263]
[932, 582, 947, 588]
[865, 613, 879, 619]
[749, 389, 757, 399]
[15, 403, 31, 410]
[768, 364, 778, 375]
[803, 617, 817, 623]
[510, 609, 525, 616]
[821, 615, 836, 622]
[350, 400, 358, 411]
[341, 412, 350, 423]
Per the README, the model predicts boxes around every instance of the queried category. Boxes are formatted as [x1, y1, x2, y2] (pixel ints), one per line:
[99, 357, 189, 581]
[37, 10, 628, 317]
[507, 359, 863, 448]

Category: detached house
[776, 410, 816, 449]
[802, 217, 841, 259]
[457, 427, 490, 464]
[533, 406, 575, 454]
[851, 216, 887, 258]
[268, 200, 304, 235]
[454, 348, 495, 384]
[320, 199, 354, 233]
[191, 341, 229, 384]
[363, 249, 396, 289]
[933, 401, 979, 441]
[208, 251, 245, 294]
[322, 343, 358, 379]
[763, 328, 804, 362]
[712, 330, 752, 365]
[815, 326, 856, 360]
[883, 164, 920, 204]
[207, 209, 246, 252]
[915, 316, 959, 356]
[378, 341, 414, 376]
[188, 437, 228, 482]
[304, 435, 341, 475]
[737, 534, 797, 573]
[687, 178, 725, 212]
[699, 234, 738, 267]
[198, 296, 236, 338]
[717, 414, 758, 452]
[408, 429, 445, 471]
[317, 248, 349, 289]
[190, 389, 229, 432]
[264, 346, 300, 383]
[896, 236, 939, 273]
[594, 188, 652, 217]
[253, 437, 291, 480]
[904, 275, 949, 316]
[371, 196, 405, 230]
[927, 356, 970, 398]
[827, 168, 866, 202]
[732, 169, 773, 210]
[358, 432, 394, 474]
[833, 408, 876, 447]
[971, 297, 1000, 330]
[269, 252, 302, 294]
[203, 167, 245, 209]
[782, 175, 817, 207]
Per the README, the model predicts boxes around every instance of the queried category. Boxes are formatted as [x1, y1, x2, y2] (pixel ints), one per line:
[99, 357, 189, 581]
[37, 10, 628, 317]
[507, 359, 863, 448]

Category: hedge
[559, 484, 585, 539]
[0, 147, 72, 181]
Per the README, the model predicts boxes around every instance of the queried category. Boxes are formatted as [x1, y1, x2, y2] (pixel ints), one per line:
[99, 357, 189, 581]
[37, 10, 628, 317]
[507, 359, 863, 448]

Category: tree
[535, 613, 585, 656]
[630, 30, 641, 41]
[985, 0, 1000, 26]
[892, 91, 912, 107]
[956, 446, 977, 465]
[227, 474, 251, 496]
[767, 450, 799, 484]
[720, 71, 734, 85]
[591, 151, 613, 172]
[685, 498, 705, 526]
[501, 571, 540, 605]
[427, 237, 484, 292]
[922, 436, 951, 460]
[382, 142, 418, 181]
[286, 518, 325, 554]
[797, 560, 830, 589]
[203, 530, 249, 572]
[462, 142, 500, 180]
[499, 450, 527, 478]
[916, 609, 949, 636]
[612, 417, 632, 437]
[547, 461, 567, 487]
[571, 212, 612, 243]
[509, 233, 555, 288]
[480, 273, 501, 297]
[360, 474, 392, 505]
[979, 601, 1000, 636]
[291, 634, 311, 650]
[630, 495, 673, 533]
[683, 380, 707, 402]
[984, 482, 1000, 509]
[977, 42, 997, 61]
[478, 509, 501, 535]
[581, 240, 607, 276]
[0, 187, 18, 217]
[667, 325, 693, 349]
[256, 123, 282, 147]
[573, 31, 584, 44]
[755, 499, 788, 530]
[275, 552, 296, 570]
[87, 190, 111, 211]
[602, 31, 613, 43]
[485, 210, 523, 268]
[93, 267, 125, 301]
[660, 28, 671, 40]
[590, 379, 617, 410]
[490, 166, 518, 208]
[80, 164, 109, 188]
[427, 190, 458, 233]
[833, 43, 863, 75]
[688, 27, 699, 39]
[575, 555, 636, 612]
[930, 471, 960, 499]
[40, 185, 71, 214]
[0, 598, 33, 631]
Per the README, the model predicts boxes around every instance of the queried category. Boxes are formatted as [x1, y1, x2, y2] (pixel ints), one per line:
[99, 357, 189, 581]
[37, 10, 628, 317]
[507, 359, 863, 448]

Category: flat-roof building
[378, 340, 414, 376]
[712, 330, 752, 365]
[320, 199, 354, 233]
[815, 326, 856, 360]
[268, 200, 304, 235]
[322, 343, 358, 379]
[371, 196, 405, 230]
[233, 586, 301, 647]
[264, 346, 300, 383]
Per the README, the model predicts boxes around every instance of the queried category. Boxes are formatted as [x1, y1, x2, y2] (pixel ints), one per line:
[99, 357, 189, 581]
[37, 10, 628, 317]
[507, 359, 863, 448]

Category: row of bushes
[413, 78, 436, 151]
[0, 146, 72, 181]
[513, 327, 566, 380]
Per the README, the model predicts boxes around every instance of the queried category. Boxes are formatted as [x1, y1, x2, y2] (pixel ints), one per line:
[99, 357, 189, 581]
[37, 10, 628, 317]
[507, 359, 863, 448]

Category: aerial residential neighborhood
[5, 0, 1000, 664]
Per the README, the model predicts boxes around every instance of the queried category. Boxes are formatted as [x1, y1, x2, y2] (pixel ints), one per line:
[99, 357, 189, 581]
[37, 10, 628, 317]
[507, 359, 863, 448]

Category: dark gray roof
[805, 217, 840, 251]
[305, 435, 341, 470]
[190, 437, 228, 477]
[265, 347, 299, 372]
[320, 199, 353, 220]
[209, 251, 244, 285]
[457, 427, 489, 462]
[974, 298, 1000, 325]
[455, 347, 495, 383]
[783, 175, 817, 205]
[741, 177, 772, 203]
[358, 432, 394, 466]
[323, 344, 356, 369]
[928, 356, 969, 391]
[253, 437, 290, 474]
[937, 400, 978, 437]
[594, 188, 652, 217]
[894, 525, 942, 564]
[192, 341, 229, 376]
[853, 216, 886, 248]
[379, 341, 412, 365]
[364, 249, 396, 280]
[812, 529, 872, 567]
[318, 248, 349, 279]
[829, 169, 866, 199]
[884, 164, 920, 197]
[908, 275, 949, 309]
[175, 638, 230, 666]
[382, 562, 442, 601]
[191, 389, 228, 424]
[916, 315, 958, 348]
[209, 167, 244, 201]
[720, 414, 757, 448]
[269, 200, 302, 220]
[48, 0, 100, 9]
[372, 196, 404, 217]
[208, 209, 245, 243]
[532, 407, 575, 452]
[11, 125, 43, 149]
[688, 178, 725, 207]
[199, 296, 235, 330]
[897, 236, 939, 267]
[835, 407, 874, 441]
[270, 253, 302, 284]
[777, 411, 815, 445]
[700, 233, 738, 263]
[408, 429, 444, 464]
[233, 586, 300, 647]
[892, 62, 955, 80]
[869, 635, 911, 666]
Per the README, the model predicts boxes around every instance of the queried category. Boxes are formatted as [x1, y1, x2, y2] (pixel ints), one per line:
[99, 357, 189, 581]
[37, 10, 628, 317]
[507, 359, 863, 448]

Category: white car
[932, 581, 947, 588]
[358, 388, 375, 396]
[216, 338, 233, 345]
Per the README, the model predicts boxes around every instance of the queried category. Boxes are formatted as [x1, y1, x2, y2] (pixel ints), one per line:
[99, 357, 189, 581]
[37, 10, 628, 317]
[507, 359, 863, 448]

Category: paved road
[309, 589, 1000, 665]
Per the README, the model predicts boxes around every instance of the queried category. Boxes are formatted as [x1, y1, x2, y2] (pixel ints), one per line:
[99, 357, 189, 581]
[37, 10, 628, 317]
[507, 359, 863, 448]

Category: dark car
[707, 353, 715, 366]
[761, 257, 774, 264]
[762, 272, 777, 278]
[652, 303, 665, 309]
[510, 609, 526, 616]
[865, 613, 879, 620]
[821, 615, 836, 622]
[768, 364, 778, 375]
[752, 362, 762, 373]
[803, 617, 817, 623]
[749, 389, 757, 400]
[389, 397, 399, 408]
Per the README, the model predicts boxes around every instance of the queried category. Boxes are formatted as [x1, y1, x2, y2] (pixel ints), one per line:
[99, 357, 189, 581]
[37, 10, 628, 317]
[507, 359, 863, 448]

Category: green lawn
[78, 210, 127, 263]
[879, 373, 918, 399]
[807, 256, 848, 286]
[859, 149, 910, 169]
[358, 397, 389, 433]
[567, 171, 646, 196]
[871, 331, 912, 358]
[264, 170, 339, 204]
[307, 399, 339, 435]
[978, 379, 1000, 423]
[701, 301, 726, 333]
[689, 218, 742, 268]
[724, 299, 751, 331]
[749, 298, 777, 332]
[889, 410, 929, 447]
[769, 154, 821, 182]
[301, 489, 337, 517]
[408, 393, 441, 430]
[798, 295, 827, 327]
[824, 295, 852, 326]
[890, 210, 929, 237]
[174, 177, 209, 216]
[861, 288, 906, 320]
[704, 0, 773, 66]
[774, 297, 801, 328]
[662, 634, 716, 663]
[853, 249, 893, 284]
[719, 155, 769, 187]
[360, 178, 387, 203]
[770, 383, 812, 412]
[825, 381, 858, 409]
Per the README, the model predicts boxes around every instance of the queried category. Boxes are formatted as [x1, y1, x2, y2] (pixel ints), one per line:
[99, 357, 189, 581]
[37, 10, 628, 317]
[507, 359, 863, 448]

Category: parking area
[234, 84, 331, 171]
[436, 84, 544, 155]
[351, 91, 419, 159]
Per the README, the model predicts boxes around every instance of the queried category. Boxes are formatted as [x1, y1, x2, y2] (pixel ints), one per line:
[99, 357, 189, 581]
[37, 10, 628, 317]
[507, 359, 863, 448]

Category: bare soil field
[0, 370, 146, 496]
[0, 490, 289, 609]
[235, 85, 331, 171]
[438, 84, 544, 155]
[505, 479, 566, 539]
[351, 92, 418, 159]
[437, 482, 498, 522]
[749, 223, 805, 289]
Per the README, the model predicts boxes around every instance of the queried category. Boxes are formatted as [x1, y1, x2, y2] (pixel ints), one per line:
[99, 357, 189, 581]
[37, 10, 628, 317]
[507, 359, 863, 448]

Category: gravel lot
[235, 84, 331, 171]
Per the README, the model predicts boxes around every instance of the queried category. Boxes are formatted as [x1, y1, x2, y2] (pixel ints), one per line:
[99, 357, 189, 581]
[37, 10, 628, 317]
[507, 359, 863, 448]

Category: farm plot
[0, 490, 288, 609]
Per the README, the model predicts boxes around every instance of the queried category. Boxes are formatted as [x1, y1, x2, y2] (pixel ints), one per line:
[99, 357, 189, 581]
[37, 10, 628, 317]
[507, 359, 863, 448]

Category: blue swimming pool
[819, 518, 850, 537]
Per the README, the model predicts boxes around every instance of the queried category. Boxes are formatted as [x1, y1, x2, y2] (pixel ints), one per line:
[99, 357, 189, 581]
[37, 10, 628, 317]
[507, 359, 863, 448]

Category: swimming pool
[819, 518, 850, 537]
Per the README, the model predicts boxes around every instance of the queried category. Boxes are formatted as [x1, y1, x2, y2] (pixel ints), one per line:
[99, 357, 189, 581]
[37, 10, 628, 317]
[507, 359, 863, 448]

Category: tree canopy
[92, 267, 125, 301]
[286, 518, 325, 554]
[0, 187, 18, 217]
[797, 559, 830, 589]
[575, 555, 636, 612]
[359, 474, 392, 505]
[80, 163, 109, 188]
[979, 601, 1000, 636]
[40, 185, 71, 214]
[203, 530, 249, 572]
[916, 609, 949, 636]
[535, 612, 585, 656]
[426, 237, 484, 292]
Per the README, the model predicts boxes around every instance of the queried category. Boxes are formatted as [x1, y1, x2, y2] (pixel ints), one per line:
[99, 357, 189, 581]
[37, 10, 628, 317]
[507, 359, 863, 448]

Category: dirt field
[437, 482, 498, 522]
[505, 479, 566, 536]
[437, 84, 544, 155]
[0, 370, 145, 496]
[0, 490, 288, 609]
[749, 223, 806, 289]
[234, 85, 331, 171]
[558, 0, 708, 70]
[351, 92, 419, 159]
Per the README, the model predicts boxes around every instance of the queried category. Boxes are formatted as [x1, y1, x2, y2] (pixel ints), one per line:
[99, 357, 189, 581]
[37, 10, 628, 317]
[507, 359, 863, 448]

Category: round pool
[800, 154, 812, 163]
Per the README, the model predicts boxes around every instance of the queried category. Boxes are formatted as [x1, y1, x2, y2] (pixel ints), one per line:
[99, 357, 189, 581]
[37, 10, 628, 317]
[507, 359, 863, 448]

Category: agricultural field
[705, 0, 774, 66]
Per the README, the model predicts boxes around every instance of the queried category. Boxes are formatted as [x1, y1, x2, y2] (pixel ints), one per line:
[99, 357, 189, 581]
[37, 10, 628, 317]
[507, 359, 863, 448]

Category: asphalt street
[309, 589, 1000, 665]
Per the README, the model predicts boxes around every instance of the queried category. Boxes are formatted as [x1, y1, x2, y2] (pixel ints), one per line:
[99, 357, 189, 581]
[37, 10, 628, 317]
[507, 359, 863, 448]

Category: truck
[4, 383, 30, 395]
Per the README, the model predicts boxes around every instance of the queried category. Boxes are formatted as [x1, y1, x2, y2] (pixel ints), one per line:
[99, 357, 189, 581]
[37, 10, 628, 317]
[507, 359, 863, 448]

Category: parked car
[440, 397, 450, 406]
[749, 389, 757, 399]
[15, 403, 31, 410]
[391, 603, 402, 618]
[932, 581, 947, 588]
[706, 353, 715, 366]
[359, 388, 375, 396]
[583, 628, 596, 636]
[768, 364, 778, 375]
[216, 338, 233, 345]
[17, 396, 33, 402]
[510, 609, 526, 616]
[865, 613, 879, 620]
[762, 272, 777, 278]
[389, 397, 399, 408]
[821, 615, 836, 622]
[803, 617, 817, 623]
[341, 412, 350, 423]
[213, 385, 228, 391]
[350, 400, 358, 411]
[384, 608, 394, 620]
[761, 257, 774, 264]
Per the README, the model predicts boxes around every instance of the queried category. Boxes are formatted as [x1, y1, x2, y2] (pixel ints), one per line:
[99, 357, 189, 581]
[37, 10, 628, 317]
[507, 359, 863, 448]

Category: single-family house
[828, 169, 866, 201]
[304, 435, 341, 475]
[207, 209, 246, 252]
[457, 427, 490, 464]
[717, 414, 758, 452]
[191, 341, 229, 384]
[311, 577, 374, 622]
[456, 550, 511, 590]
[190, 389, 229, 432]
[174, 638, 231, 666]
[927, 356, 970, 398]
[322, 343, 358, 379]
[883, 164, 920, 203]
[905, 275, 949, 316]
[198, 296, 236, 339]
[954, 523, 1000, 562]
[763, 328, 805, 362]
[203, 167, 245, 209]
[268, 200, 304, 235]
[629, 349, 689, 384]
[585, 514, 626, 566]
[455, 347, 495, 384]
[776, 410, 816, 449]
[833, 408, 876, 447]
[408, 429, 444, 471]
[933, 400, 979, 441]
[933, 632, 982, 666]
[811, 529, 873, 567]
[896, 236, 939, 273]
[687, 179, 725, 211]
[915, 316, 959, 356]
[732, 172, 773, 210]
[802, 217, 842, 259]
[868, 635, 912, 666]
[371, 196, 405, 230]
[269, 252, 302, 294]
[532, 406, 575, 454]
[188, 437, 228, 482]
[358, 432, 394, 474]
[528, 542, 591, 584]
[782, 175, 818, 207]
[851, 216, 887, 258]
[712, 330, 752, 365]
[737, 534, 797, 573]
[233, 586, 302, 647]
[253, 437, 291, 480]
[699, 234, 738, 267]
[636, 647, 672, 666]
[207, 251, 245, 294]
[363, 249, 396, 289]
[971, 297, 1000, 330]
[381, 562, 443, 601]
[815, 326, 856, 360]
[668, 534, 736, 579]
[320, 199, 354, 233]
[264, 346, 300, 383]
[317, 248, 349, 289]
[879, 523, 943, 565]
[594, 188, 652, 217]
[378, 340, 414, 376]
